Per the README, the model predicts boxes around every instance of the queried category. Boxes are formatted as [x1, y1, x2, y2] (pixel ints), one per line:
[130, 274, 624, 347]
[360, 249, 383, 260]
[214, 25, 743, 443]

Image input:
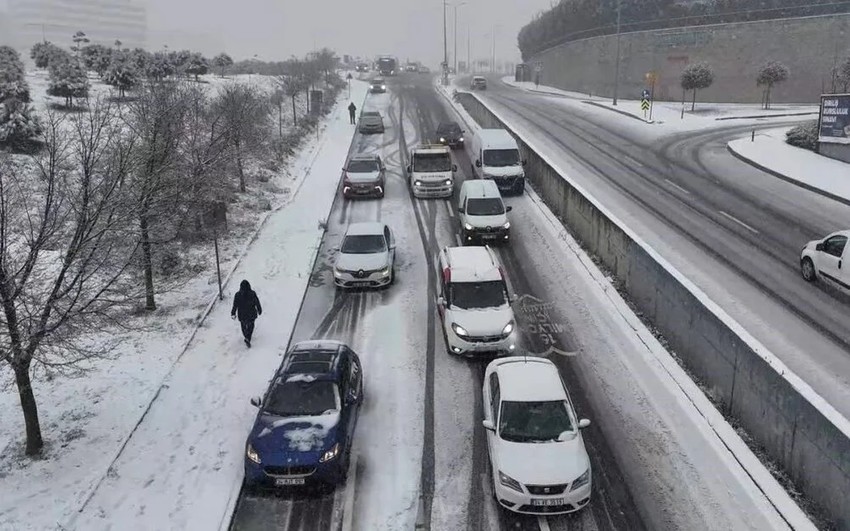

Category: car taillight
[442, 266, 451, 283]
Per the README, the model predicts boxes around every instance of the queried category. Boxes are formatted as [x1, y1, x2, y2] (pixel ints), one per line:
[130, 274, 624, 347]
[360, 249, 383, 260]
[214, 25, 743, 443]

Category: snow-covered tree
[104, 50, 140, 98]
[47, 56, 90, 108]
[30, 41, 65, 69]
[835, 57, 850, 93]
[185, 52, 209, 82]
[168, 49, 192, 73]
[81, 43, 113, 77]
[145, 51, 175, 81]
[129, 48, 151, 73]
[0, 99, 42, 150]
[213, 52, 234, 77]
[70, 30, 90, 56]
[0, 46, 30, 103]
[680, 62, 714, 111]
[756, 60, 790, 110]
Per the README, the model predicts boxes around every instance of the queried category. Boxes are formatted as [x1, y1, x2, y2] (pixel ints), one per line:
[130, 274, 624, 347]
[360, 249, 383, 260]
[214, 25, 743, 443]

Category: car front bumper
[445, 328, 516, 356]
[244, 457, 346, 488]
[463, 227, 509, 244]
[493, 477, 591, 515]
[343, 183, 384, 198]
[334, 269, 392, 288]
[412, 181, 453, 198]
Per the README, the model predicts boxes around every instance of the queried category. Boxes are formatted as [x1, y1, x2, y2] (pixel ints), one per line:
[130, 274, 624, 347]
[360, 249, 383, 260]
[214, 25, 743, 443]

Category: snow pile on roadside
[728, 133, 850, 202]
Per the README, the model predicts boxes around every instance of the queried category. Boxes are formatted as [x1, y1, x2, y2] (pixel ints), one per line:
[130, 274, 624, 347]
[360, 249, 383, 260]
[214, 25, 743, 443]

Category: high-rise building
[8, 0, 147, 53]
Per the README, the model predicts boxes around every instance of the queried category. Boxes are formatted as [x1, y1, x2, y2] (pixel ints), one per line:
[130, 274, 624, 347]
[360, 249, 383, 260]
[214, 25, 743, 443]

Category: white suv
[436, 246, 517, 356]
[482, 357, 592, 515]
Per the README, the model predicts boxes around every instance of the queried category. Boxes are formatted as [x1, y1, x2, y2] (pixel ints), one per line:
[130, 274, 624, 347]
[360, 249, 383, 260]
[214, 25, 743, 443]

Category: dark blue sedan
[244, 340, 363, 489]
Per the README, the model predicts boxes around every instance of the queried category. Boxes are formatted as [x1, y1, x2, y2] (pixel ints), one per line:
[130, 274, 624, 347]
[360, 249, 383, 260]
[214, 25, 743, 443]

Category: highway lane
[472, 80, 850, 419]
[230, 74, 645, 530]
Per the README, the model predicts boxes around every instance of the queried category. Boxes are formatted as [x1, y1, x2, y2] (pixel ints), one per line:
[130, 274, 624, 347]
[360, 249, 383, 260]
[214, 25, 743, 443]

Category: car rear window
[265, 381, 339, 417]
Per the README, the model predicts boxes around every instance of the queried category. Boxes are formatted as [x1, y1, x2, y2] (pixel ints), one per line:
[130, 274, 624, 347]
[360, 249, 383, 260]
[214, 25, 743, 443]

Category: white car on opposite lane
[482, 356, 592, 515]
[800, 229, 850, 292]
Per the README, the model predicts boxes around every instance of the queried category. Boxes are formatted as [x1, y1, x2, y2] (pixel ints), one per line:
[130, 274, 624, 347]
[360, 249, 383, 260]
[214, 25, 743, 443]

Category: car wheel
[390, 266, 396, 285]
[801, 257, 817, 282]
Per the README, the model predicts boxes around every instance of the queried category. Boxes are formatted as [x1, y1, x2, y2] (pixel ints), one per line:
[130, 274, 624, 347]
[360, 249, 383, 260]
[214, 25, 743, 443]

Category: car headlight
[246, 443, 261, 464]
[451, 322, 469, 337]
[502, 221, 510, 229]
[502, 321, 515, 336]
[498, 470, 523, 493]
[440, 137, 446, 142]
[570, 468, 590, 491]
[444, 179, 453, 186]
[381, 85, 386, 90]
[333, 268, 344, 278]
[380, 266, 391, 277]
[463, 223, 473, 231]
[414, 180, 423, 186]
[319, 443, 341, 463]
[459, 137, 464, 142]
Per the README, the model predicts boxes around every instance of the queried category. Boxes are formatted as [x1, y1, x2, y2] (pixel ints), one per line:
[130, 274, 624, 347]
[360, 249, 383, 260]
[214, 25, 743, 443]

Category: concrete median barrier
[456, 92, 850, 529]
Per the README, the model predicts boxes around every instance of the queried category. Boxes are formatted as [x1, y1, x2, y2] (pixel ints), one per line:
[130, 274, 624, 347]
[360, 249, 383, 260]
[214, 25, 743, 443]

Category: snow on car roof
[444, 246, 501, 282]
[349, 154, 380, 161]
[346, 221, 385, 236]
[413, 144, 451, 154]
[291, 339, 344, 351]
[495, 357, 566, 402]
[461, 179, 500, 198]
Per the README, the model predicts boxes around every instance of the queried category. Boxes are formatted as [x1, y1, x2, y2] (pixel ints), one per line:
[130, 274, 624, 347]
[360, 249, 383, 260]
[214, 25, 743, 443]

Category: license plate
[531, 498, 564, 506]
[351, 281, 371, 287]
[482, 234, 498, 240]
[275, 478, 305, 486]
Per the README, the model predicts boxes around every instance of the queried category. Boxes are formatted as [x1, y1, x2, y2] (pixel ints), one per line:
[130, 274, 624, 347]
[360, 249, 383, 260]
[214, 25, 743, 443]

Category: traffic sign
[641, 89, 650, 99]
[641, 99, 650, 111]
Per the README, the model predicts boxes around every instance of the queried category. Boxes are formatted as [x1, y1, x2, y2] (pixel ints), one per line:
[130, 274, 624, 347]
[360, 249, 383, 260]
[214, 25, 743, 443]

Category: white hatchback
[333, 222, 396, 289]
[482, 357, 592, 515]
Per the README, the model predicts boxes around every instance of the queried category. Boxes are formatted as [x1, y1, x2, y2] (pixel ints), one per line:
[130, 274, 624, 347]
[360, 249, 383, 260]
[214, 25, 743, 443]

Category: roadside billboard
[818, 94, 850, 144]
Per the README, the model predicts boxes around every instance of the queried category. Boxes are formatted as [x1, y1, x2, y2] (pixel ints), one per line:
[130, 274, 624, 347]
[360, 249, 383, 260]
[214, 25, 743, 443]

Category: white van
[407, 144, 456, 198]
[458, 180, 511, 245]
[471, 129, 526, 195]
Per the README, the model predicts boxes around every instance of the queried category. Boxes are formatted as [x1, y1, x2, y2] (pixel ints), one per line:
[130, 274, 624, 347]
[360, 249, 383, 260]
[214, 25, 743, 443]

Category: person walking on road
[231, 279, 262, 348]
[348, 102, 357, 125]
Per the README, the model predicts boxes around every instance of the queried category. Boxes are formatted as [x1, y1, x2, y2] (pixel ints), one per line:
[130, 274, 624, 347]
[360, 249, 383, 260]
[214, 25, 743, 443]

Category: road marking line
[663, 178, 691, 195]
[455, 233, 462, 246]
[719, 210, 759, 234]
[341, 451, 359, 531]
[447, 199, 457, 217]
[537, 516, 552, 531]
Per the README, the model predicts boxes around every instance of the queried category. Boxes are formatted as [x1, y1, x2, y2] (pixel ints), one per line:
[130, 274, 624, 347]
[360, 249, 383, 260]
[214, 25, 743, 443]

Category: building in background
[7, 0, 147, 53]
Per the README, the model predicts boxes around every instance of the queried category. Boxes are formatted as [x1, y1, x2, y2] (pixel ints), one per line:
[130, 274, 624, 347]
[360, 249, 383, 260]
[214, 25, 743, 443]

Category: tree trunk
[765, 86, 771, 110]
[14, 361, 43, 455]
[140, 215, 156, 311]
[278, 102, 283, 139]
[691, 89, 697, 112]
[291, 95, 297, 127]
[236, 142, 246, 193]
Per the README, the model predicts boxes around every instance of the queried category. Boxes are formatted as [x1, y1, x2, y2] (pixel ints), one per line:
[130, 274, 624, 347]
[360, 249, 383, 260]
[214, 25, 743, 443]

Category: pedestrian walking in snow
[348, 102, 357, 125]
[231, 280, 262, 348]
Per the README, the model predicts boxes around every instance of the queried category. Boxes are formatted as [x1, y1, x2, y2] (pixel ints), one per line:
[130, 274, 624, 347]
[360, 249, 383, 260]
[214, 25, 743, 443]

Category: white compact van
[458, 179, 511, 245]
[471, 129, 526, 195]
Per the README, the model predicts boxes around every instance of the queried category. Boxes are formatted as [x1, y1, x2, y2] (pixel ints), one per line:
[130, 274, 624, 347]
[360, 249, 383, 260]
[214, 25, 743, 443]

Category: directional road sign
[640, 99, 651, 111]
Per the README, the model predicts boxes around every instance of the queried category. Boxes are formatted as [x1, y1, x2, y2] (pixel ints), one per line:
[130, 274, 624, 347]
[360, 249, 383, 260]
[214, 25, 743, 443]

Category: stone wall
[531, 14, 850, 104]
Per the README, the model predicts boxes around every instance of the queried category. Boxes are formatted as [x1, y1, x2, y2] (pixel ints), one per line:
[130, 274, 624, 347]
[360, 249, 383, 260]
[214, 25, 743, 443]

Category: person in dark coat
[348, 102, 357, 124]
[231, 279, 262, 347]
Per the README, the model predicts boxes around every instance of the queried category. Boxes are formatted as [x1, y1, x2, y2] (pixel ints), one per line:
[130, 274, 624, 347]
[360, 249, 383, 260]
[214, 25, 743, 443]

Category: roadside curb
[582, 100, 652, 123]
[726, 142, 850, 208]
[69, 85, 359, 527]
[716, 111, 817, 121]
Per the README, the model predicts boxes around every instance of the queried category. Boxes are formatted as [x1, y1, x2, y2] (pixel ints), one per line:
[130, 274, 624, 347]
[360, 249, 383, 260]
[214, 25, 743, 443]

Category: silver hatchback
[358, 111, 385, 134]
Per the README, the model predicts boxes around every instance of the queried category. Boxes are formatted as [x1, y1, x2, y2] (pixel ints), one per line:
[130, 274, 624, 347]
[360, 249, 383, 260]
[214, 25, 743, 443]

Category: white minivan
[801, 230, 850, 292]
[471, 129, 526, 195]
[458, 179, 511, 245]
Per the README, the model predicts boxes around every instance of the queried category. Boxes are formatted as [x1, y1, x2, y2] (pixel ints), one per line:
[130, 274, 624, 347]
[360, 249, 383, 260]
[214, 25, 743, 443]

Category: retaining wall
[456, 92, 850, 529]
[530, 14, 850, 104]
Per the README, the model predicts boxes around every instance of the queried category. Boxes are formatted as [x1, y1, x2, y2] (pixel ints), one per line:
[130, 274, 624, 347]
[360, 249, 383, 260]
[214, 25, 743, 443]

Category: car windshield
[414, 153, 452, 172]
[466, 198, 505, 216]
[438, 123, 461, 134]
[450, 280, 507, 309]
[483, 149, 520, 167]
[372, 79, 384, 85]
[341, 234, 386, 254]
[362, 112, 380, 118]
[348, 160, 380, 172]
[264, 380, 340, 417]
[499, 400, 574, 443]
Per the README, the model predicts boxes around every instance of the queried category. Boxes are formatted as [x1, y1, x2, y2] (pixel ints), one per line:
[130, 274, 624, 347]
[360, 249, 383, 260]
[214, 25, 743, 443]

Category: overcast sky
[146, 0, 552, 65]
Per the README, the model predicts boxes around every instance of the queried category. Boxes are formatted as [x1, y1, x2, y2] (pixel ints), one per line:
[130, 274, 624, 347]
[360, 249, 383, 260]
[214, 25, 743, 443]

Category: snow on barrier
[454, 92, 850, 529]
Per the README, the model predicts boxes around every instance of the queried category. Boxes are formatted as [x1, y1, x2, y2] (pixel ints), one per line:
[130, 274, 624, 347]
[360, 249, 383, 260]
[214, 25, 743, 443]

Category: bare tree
[122, 81, 189, 310]
[0, 101, 139, 455]
[213, 83, 269, 193]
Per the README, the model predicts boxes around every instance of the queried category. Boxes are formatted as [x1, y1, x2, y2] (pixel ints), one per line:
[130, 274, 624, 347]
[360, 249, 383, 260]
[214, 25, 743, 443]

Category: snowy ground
[501, 76, 818, 129]
[0, 73, 364, 530]
[728, 131, 850, 203]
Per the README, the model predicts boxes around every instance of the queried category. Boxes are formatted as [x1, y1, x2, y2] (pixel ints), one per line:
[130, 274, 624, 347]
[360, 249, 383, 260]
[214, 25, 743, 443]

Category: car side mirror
[522, 159, 527, 166]
[475, 160, 482, 168]
[510, 293, 518, 303]
[578, 418, 591, 429]
[345, 393, 356, 405]
[458, 207, 464, 214]
[506, 206, 512, 213]
[452, 164, 458, 172]
[482, 419, 495, 431]
[250, 396, 261, 408]
[815, 243, 825, 252]
[437, 296, 446, 307]
[406, 165, 412, 174]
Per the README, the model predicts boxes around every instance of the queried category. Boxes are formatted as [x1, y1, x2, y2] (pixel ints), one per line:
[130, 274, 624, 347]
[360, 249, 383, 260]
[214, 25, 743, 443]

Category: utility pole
[612, 0, 622, 106]
[453, 2, 466, 74]
[491, 26, 496, 74]
[467, 25, 471, 74]
[442, 0, 449, 84]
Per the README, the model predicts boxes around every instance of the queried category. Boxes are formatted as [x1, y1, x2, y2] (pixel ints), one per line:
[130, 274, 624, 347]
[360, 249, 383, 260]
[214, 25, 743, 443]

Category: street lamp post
[612, 0, 622, 106]
[453, 2, 466, 74]
[442, 0, 449, 84]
